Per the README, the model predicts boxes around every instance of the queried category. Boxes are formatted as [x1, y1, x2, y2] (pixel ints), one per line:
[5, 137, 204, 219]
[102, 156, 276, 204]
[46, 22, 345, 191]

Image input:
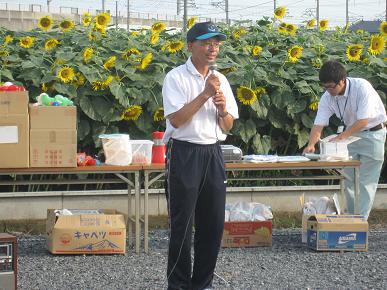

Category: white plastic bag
[99, 134, 132, 166]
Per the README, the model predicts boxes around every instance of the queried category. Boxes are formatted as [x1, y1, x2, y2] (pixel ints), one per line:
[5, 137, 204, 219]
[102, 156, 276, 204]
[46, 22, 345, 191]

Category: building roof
[349, 20, 382, 33]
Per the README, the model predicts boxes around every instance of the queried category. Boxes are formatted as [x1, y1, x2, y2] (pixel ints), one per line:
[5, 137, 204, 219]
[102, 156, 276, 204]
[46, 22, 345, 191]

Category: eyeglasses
[320, 82, 339, 90]
[198, 41, 221, 49]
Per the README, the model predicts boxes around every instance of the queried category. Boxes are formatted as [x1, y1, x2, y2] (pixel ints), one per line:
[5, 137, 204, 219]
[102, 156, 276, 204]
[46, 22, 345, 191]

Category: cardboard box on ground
[29, 105, 77, 167]
[0, 91, 29, 168]
[222, 202, 273, 247]
[46, 209, 126, 254]
[300, 193, 341, 243]
[307, 214, 368, 251]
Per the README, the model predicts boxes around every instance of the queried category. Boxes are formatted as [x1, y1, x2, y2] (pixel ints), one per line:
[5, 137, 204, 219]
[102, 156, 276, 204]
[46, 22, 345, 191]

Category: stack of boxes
[0, 91, 29, 168]
[29, 105, 77, 167]
[0, 90, 77, 168]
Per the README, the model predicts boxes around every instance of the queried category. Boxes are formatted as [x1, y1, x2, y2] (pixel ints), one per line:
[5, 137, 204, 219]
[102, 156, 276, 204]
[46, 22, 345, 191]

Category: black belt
[365, 123, 385, 131]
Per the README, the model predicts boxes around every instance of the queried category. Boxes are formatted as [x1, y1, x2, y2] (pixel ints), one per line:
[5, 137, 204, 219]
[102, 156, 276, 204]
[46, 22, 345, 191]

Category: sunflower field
[0, 10, 386, 158]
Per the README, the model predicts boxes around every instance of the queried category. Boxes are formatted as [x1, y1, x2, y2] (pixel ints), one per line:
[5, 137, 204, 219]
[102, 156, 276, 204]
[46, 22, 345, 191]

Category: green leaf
[78, 118, 91, 140]
[287, 99, 307, 114]
[0, 69, 14, 81]
[53, 82, 77, 98]
[79, 96, 101, 121]
[301, 113, 315, 128]
[110, 81, 130, 107]
[252, 134, 271, 154]
[251, 94, 269, 118]
[239, 119, 257, 144]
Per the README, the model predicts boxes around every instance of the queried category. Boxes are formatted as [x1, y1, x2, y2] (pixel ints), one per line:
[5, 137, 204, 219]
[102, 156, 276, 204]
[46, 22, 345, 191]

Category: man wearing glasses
[162, 22, 238, 290]
[303, 60, 386, 219]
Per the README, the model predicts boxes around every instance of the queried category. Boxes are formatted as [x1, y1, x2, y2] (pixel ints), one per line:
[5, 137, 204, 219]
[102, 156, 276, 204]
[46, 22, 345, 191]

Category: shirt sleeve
[356, 79, 379, 120]
[314, 93, 333, 126]
[162, 71, 187, 117]
[219, 74, 239, 119]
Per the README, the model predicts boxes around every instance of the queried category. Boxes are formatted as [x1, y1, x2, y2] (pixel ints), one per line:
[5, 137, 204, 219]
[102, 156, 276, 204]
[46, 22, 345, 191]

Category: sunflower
[380, 21, 387, 36]
[153, 108, 165, 122]
[311, 58, 322, 68]
[91, 81, 102, 91]
[59, 20, 75, 32]
[0, 47, 9, 58]
[309, 101, 319, 111]
[286, 23, 297, 35]
[346, 44, 363, 62]
[306, 19, 315, 28]
[95, 13, 111, 28]
[83, 47, 94, 63]
[82, 12, 92, 27]
[252, 45, 262, 56]
[277, 22, 287, 34]
[319, 20, 329, 31]
[131, 31, 140, 37]
[137, 52, 153, 70]
[218, 67, 236, 75]
[274, 6, 286, 19]
[287, 45, 303, 63]
[74, 72, 86, 86]
[368, 34, 385, 55]
[19, 36, 34, 48]
[103, 56, 116, 70]
[88, 31, 96, 41]
[233, 28, 247, 40]
[57, 67, 75, 83]
[255, 87, 266, 95]
[151, 22, 166, 34]
[121, 105, 143, 121]
[237, 86, 257, 105]
[122, 48, 141, 60]
[44, 38, 59, 51]
[4, 35, 13, 44]
[94, 25, 106, 36]
[356, 29, 364, 34]
[150, 33, 159, 45]
[342, 23, 350, 34]
[168, 41, 184, 53]
[187, 16, 198, 29]
[101, 75, 114, 89]
[362, 57, 370, 65]
[41, 83, 48, 92]
[38, 16, 54, 31]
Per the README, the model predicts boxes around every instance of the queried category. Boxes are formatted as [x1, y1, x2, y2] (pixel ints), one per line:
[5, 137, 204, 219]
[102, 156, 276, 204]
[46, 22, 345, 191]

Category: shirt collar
[185, 57, 202, 77]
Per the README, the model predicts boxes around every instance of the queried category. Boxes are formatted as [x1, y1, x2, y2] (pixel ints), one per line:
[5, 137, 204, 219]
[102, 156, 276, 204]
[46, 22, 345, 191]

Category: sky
[5, 0, 386, 27]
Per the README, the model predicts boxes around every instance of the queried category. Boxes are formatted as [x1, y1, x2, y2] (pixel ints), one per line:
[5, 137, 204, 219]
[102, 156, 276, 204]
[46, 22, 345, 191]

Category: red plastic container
[151, 131, 166, 163]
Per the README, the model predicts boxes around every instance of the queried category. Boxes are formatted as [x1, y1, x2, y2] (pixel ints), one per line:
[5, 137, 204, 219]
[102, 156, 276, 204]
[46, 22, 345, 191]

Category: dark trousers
[165, 139, 226, 290]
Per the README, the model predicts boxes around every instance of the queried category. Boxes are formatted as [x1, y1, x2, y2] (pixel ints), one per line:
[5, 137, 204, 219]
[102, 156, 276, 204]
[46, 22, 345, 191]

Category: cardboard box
[29, 105, 77, 129]
[30, 129, 77, 167]
[0, 114, 29, 168]
[222, 221, 272, 247]
[307, 214, 368, 251]
[300, 193, 341, 243]
[0, 91, 29, 115]
[46, 209, 126, 254]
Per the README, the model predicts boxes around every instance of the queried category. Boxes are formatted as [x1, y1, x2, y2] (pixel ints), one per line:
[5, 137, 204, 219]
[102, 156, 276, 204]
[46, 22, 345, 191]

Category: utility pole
[346, 0, 349, 26]
[127, 0, 130, 31]
[225, 0, 229, 25]
[183, 0, 187, 32]
[316, 0, 319, 29]
[47, 0, 52, 12]
[274, 0, 276, 10]
[115, 1, 118, 30]
[385, 0, 387, 21]
[102, 0, 105, 12]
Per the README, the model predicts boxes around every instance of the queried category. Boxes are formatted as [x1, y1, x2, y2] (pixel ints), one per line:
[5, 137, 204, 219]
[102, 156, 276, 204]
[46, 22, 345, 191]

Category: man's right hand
[303, 145, 316, 154]
[203, 74, 220, 99]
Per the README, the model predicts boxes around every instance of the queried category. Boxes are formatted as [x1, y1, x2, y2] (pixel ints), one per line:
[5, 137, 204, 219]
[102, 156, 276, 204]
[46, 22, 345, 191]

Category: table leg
[135, 171, 140, 254]
[127, 178, 132, 248]
[144, 171, 149, 254]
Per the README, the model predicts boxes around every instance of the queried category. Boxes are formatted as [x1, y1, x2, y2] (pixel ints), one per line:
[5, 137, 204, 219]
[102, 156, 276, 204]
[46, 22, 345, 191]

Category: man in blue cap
[162, 22, 239, 290]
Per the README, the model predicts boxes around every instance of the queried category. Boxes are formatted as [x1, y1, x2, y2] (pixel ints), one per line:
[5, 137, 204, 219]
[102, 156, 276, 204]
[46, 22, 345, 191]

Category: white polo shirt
[314, 77, 387, 129]
[162, 57, 239, 144]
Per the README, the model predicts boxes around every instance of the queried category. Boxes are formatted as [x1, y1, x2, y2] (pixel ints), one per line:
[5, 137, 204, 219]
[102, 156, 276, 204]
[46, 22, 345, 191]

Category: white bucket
[99, 134, 132, 166]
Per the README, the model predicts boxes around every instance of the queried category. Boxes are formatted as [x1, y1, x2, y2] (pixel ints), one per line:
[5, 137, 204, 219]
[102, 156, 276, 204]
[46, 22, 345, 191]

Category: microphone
[209, 62, 217, 74]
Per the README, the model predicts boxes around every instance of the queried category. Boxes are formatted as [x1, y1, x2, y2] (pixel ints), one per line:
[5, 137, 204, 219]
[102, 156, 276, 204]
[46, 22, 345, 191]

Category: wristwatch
[219, 111, 229, 118]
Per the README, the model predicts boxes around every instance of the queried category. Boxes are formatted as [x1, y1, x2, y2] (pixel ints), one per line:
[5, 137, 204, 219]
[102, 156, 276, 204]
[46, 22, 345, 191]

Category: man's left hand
[212, 90, 226, 113]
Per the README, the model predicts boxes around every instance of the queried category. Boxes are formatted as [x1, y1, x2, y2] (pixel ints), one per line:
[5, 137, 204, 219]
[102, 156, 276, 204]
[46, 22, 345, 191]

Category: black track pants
[165, 139, 226, 290]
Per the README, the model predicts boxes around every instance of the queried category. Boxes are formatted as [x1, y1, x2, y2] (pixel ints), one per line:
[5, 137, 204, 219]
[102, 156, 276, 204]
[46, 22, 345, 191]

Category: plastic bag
[99, 134, 132, 166]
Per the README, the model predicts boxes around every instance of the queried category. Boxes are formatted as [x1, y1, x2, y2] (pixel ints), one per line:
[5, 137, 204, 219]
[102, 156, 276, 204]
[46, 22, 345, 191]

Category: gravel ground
[17, 229, 387, 290]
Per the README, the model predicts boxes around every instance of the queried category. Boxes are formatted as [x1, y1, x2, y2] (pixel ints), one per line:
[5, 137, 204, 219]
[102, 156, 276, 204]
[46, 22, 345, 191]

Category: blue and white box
[307, 215, 368, 251]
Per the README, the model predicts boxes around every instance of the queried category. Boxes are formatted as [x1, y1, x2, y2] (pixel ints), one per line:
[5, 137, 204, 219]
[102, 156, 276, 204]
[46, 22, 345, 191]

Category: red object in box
[151, 131, 166, 163]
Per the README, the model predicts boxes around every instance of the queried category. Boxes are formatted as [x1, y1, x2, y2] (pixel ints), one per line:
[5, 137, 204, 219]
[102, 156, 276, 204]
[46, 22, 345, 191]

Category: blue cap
[186, 22, 226, 43]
